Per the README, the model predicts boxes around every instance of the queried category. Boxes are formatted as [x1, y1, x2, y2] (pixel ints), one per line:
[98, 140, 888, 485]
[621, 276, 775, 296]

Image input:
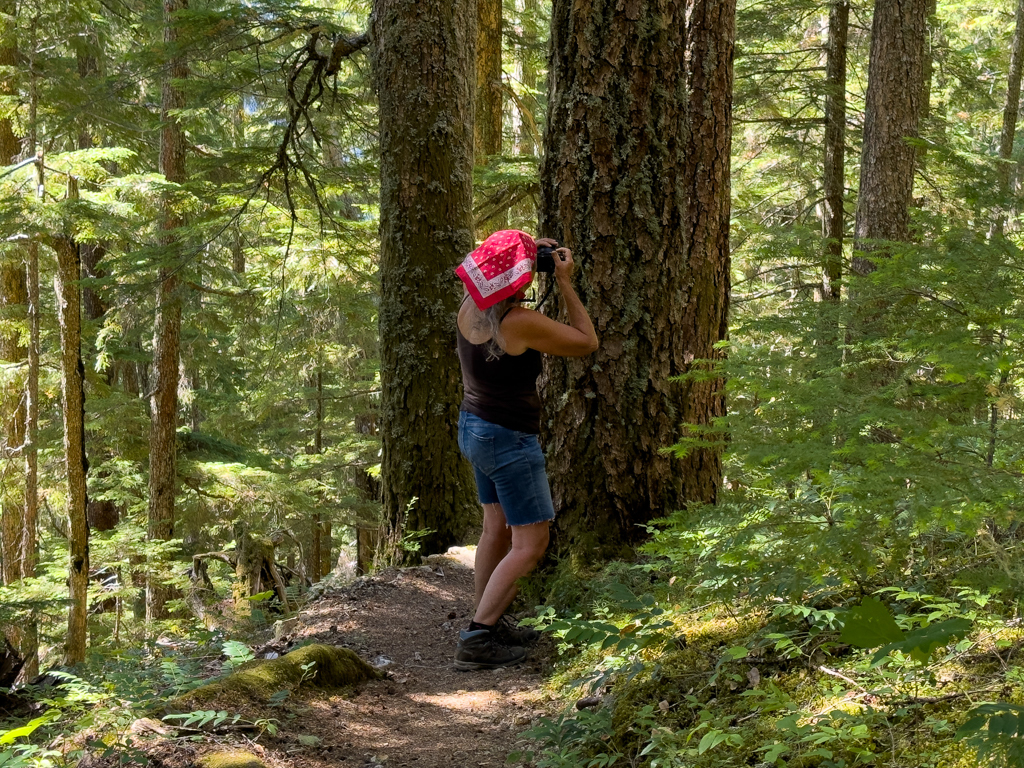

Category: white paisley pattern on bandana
[463, 256, 533, 298]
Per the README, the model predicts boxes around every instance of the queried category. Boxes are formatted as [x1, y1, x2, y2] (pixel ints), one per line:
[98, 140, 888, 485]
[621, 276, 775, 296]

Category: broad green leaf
[840, 598, 903, 649]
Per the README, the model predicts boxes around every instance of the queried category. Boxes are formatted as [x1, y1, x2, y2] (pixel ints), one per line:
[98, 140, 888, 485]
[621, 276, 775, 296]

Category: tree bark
[475, 0, 503, 162]
[540, 0, 734, 558]
[993, 0, 1024, 237]
[916, 0, 937, 179]
[54, 179, 90, 666]
[512, 0, 539, 155]
[305, 367, 324, 583]
[372, 0, 478, 562]
[851, 0, 929, 273]
[320, 521, 332, 578]
[0, 1, 27, 588]
[147, 0, 189, 622]
[21, 165, 40, 680]
[822, 0, 848, 301]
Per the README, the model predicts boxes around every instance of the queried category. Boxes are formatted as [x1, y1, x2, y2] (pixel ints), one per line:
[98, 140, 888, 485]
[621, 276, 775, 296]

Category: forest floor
[150, 550, 554, 768]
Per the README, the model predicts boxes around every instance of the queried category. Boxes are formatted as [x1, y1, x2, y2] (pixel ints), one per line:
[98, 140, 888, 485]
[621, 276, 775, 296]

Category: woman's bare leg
[474, 503, 513, 609]
[473, 521, 549, 626]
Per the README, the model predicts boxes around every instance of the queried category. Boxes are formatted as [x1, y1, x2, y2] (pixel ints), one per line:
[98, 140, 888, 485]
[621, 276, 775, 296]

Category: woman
[453, 229, 598, 670]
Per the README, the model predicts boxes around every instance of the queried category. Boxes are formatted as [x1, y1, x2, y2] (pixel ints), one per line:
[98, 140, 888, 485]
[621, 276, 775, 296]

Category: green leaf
[697, 730, 727, 754]
[840, 598, 904, 649]
[723, 646, 749, 661]
[760, 742, 789, 762]
[0, 710, 61, 745]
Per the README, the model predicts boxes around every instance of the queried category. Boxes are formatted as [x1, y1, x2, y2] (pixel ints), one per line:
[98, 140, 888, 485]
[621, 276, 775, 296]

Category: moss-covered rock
[172, 644, 381, 711]
[195, 750, 268, 768]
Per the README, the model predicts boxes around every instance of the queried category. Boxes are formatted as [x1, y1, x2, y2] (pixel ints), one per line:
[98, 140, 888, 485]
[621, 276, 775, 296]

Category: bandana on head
[456, 230, 538, 310]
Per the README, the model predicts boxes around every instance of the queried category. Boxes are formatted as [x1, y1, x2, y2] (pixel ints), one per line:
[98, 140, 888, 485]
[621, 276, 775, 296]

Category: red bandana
[455, 230, 537, 310]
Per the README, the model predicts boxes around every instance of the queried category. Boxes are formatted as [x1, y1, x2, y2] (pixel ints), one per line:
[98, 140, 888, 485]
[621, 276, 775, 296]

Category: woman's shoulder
[459, 301, 494, 345]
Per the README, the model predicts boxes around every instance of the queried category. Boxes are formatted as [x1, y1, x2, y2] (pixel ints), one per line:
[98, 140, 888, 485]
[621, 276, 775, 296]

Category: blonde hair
[480, 296, 519, 360]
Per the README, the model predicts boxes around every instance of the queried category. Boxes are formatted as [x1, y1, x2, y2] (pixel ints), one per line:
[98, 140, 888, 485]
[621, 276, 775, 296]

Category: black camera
[536, 244, 556, 274]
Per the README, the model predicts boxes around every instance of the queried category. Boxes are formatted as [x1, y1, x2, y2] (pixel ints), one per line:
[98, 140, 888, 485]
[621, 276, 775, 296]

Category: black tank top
[457, 311, 542, 434]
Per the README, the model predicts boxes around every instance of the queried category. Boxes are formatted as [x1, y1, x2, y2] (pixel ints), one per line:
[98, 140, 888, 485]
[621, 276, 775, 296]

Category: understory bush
[519, 225, 1024, 767]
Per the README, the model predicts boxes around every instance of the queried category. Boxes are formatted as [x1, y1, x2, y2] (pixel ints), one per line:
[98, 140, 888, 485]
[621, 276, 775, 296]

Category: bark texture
[993, 0, 1024, 236]
[475, 0, 503, 161]
[372, 0, 478, 561]
[147, 0, 188, 621]
[53, 180, 90, 666]
[0, 4, 27, 587]
[513, 0, 539, 155]
[822, 0, 848, 301]
[540, 0, 734, 557]
[852, 0, 929, 272]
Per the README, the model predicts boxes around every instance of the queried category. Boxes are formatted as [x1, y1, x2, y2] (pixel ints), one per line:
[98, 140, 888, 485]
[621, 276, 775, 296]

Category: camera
[535, 244, 556, 274]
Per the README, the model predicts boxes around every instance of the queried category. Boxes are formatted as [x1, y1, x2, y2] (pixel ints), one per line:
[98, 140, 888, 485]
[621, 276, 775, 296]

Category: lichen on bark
[540, 0, 735, 559]
[372, 0, 479, 561]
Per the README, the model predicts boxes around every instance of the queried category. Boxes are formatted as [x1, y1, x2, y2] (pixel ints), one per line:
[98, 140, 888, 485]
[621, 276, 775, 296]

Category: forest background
[2, 0, 1024, 764]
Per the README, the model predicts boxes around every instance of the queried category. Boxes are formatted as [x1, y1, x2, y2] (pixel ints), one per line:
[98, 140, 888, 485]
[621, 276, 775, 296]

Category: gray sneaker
[454, 629, 526, 671]
[495, 615, 540, 646]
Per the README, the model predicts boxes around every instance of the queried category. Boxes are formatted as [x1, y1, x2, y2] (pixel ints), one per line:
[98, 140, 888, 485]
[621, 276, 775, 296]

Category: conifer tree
[372, 0, 478, 561]
[540, 0, 735, 557]
[852, 0, 929, 271]
[822, 0, 848, 301]
[147, 0, 190, 621]
[0, 0, 27, 587]
[53, 178, 89, 665]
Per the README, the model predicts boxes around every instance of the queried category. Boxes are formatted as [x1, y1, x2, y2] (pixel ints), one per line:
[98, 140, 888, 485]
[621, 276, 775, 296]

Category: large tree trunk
[540, 0, 734, 559]
[851, 0, 929, 272]
[475, 0, 503, 162]
[822, 0, 848, 301]
[54, 179, 90, 666]
[147, 0, 189, 622]
[372, 0, 478, 562]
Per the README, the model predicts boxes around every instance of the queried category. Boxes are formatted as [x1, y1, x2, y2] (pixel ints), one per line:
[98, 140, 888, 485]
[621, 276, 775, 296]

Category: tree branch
[327, 31, 371, 74]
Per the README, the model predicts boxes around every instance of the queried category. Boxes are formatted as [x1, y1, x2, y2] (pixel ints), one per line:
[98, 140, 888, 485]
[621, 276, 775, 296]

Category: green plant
[222, 640, 256, 671]
[956, 703, 1024, 765]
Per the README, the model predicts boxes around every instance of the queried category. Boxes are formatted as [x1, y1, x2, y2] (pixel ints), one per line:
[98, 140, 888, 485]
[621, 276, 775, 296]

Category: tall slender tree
[476, 0, 503, 163]
[53, 178, 89, 665]
[0, 0, 27, 589]
[822, 0, 849, 301]
[147, 0, 189, 621]
[372, 0, 478, 561]
[993, 0, 1024, 237]
[540, 0, 735, 557]
[852, 0, 929, 272]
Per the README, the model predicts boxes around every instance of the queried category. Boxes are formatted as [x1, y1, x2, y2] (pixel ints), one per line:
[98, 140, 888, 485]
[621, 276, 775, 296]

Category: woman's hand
[553, 247, 574, 280]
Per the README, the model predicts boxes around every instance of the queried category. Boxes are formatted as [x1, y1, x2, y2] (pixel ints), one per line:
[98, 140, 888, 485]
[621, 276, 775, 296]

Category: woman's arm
[502, 247, 598, 357]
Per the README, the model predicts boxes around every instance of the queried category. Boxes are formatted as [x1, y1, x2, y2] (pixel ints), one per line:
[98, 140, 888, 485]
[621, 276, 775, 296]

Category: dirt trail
[241, 552, 551, 768]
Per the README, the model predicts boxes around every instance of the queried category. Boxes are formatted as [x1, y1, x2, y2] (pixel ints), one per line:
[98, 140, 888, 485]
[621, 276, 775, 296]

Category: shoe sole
[454, 655, 526, 672]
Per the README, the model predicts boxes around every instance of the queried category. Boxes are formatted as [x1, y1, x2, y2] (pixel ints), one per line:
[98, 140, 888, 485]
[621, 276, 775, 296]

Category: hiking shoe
[495, 614, 540, 646]
[454, 629, 526, 671]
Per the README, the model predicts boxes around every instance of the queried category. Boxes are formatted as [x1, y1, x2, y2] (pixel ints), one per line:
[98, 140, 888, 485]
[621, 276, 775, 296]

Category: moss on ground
[171, 644, 381, 711]
[196, 750, 268, 768]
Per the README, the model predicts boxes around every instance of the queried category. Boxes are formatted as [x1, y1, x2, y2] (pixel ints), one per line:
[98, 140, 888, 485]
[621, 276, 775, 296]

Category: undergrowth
[515, 547, 1024, 768]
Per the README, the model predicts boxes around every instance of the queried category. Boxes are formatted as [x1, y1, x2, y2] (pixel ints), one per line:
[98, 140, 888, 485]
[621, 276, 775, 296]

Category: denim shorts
[458, 411, 556, 527]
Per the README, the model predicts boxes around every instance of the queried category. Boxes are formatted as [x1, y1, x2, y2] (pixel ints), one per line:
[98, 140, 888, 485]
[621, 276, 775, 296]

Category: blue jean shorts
[458, 411, 556, 527]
